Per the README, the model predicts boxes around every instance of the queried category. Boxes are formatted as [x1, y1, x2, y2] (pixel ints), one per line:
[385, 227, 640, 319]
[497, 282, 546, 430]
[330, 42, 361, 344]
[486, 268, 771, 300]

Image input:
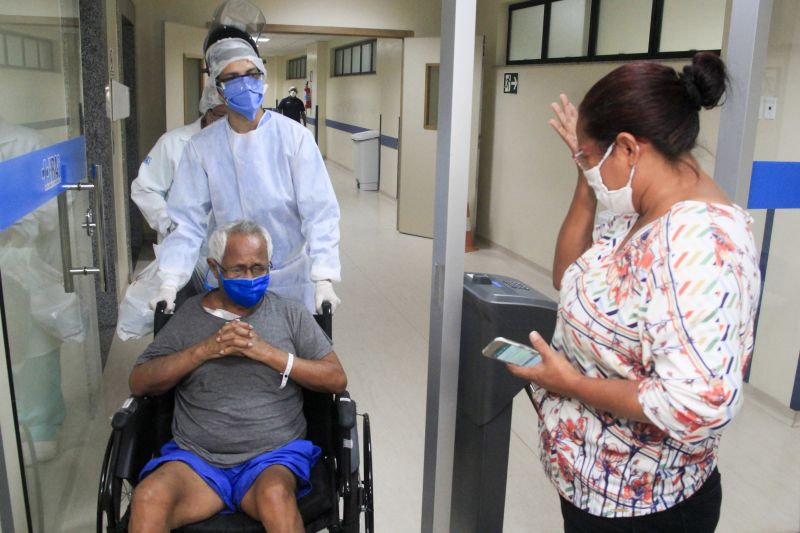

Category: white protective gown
[158, 111, 341, 311]
[131, 118, 202, 240]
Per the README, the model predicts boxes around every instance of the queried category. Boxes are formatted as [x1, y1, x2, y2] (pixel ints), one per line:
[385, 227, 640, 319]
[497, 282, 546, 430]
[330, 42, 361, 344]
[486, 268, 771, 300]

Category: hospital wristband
[279, 352, 295, 389]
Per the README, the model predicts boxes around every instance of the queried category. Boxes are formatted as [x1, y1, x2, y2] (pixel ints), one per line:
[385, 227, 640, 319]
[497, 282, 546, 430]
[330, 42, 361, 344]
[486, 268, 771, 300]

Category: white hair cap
[198, 79, 225, 113]
[206, 37, 266, 82]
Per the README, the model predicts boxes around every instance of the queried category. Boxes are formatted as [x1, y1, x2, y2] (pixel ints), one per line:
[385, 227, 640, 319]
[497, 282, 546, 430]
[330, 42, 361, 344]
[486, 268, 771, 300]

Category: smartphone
[482, 337, 542, 367]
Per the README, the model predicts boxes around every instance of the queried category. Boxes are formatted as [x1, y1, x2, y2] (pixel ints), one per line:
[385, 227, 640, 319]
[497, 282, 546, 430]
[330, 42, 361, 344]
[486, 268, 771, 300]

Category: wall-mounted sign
[504, 73, 518, 94]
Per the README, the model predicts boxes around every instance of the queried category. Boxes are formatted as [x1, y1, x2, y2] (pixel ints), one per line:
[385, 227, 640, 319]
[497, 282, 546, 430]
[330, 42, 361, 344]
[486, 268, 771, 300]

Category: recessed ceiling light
[257, 36, 271, 43]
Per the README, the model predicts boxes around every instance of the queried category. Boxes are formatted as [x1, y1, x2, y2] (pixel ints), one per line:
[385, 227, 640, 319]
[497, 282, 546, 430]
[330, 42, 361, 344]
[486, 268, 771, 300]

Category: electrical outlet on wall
[761, 96, 778, 120]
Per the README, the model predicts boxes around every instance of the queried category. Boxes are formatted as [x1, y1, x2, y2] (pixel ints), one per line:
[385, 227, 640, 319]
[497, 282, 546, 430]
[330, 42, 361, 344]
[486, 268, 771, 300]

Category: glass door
[0, 1, 107, 530]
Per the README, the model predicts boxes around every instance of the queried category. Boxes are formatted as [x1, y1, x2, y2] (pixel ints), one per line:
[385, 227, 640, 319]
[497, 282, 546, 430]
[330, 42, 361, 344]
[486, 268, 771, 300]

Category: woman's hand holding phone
[503, 331, 584, 397]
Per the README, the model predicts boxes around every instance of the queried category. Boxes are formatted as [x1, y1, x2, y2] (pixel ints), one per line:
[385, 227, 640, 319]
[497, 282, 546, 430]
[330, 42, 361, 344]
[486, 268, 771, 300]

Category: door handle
[57, 163, 109, 293]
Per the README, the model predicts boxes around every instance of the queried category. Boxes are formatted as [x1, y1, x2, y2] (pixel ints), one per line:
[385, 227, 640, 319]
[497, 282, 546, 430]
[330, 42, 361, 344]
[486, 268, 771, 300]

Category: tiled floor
[48, 161, 800, 532]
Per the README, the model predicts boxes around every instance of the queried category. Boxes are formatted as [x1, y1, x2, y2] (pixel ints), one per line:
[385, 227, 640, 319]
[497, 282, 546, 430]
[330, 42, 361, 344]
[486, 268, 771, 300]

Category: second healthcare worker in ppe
[153, 1, 341, 314]
[131, 83, 226, 242]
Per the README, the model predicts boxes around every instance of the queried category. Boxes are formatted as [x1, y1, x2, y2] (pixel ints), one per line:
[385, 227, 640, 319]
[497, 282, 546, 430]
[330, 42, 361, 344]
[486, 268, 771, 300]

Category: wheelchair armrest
[111, 396, 149, 430]
[335, 392, 356, 430]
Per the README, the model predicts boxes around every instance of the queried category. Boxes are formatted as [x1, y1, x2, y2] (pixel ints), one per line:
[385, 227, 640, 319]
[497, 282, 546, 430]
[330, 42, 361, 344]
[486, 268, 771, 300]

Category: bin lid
[351, 130, 380, 141]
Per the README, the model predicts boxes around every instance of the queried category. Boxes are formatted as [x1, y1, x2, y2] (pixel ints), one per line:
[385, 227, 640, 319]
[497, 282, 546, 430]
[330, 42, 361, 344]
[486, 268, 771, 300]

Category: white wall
[747, 0, 800, 409]
[163, 22, 207, 131]
[323, 35, 403, 199]
[377, 38, 403, 198]
[477, 60, 720, 272]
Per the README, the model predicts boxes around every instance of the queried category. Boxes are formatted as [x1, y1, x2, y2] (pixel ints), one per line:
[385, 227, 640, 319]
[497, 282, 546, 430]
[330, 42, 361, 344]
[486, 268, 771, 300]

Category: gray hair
[208, 220, 272, 263]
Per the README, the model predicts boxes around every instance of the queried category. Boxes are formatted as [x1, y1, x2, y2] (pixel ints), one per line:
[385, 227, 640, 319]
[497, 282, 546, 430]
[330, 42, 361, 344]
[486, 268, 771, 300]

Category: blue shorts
[139, 439, 321, 513]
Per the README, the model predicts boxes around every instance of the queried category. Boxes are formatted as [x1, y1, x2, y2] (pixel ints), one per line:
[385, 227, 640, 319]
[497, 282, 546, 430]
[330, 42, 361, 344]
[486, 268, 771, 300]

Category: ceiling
[256, 33, 339, 57]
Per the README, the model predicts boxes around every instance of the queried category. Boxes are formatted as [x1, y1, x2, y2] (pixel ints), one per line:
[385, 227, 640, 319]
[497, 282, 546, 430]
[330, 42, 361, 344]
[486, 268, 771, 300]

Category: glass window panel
[548, 0, 591, 58]
[508, 4, 544, 61]
[0, 35, 6, 66]
[24, 38, 39, 69]
[6, 34, 24, 67]
[596, 0, 651, 55]
[335, 49, 343, 75]
[362, 42, 372, 72]
[424, 64, 439, 129]
[343, 48, 351, 74]
[301, 57, 306, 77]
[39, 40, 54, 70]
[352, 45, 362, 73]
[660, 0, 726, 52]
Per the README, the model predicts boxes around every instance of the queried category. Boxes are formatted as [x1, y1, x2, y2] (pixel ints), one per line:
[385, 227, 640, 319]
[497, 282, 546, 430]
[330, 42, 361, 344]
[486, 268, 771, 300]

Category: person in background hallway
[151, 1, 341, 316]
[276, 86, 306, 126]
[506, 52, 761, 532]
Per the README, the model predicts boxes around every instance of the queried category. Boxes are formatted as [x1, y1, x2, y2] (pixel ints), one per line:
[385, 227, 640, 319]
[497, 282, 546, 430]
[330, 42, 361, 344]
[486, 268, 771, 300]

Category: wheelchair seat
[98, 298, 374, 533]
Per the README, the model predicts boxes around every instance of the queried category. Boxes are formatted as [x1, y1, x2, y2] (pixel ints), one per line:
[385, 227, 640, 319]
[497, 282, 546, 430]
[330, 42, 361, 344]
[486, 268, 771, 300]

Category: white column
[420, 0, 477, 532]
[714, 0, 773, 205]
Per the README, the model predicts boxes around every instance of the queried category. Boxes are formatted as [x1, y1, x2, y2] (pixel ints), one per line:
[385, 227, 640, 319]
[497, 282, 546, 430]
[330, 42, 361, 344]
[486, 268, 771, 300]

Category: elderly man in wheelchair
[127, 220, 347, 533]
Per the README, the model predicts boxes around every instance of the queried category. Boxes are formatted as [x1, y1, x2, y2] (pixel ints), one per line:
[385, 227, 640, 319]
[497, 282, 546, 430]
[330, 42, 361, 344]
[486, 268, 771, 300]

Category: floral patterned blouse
[534, 201, 761, 517]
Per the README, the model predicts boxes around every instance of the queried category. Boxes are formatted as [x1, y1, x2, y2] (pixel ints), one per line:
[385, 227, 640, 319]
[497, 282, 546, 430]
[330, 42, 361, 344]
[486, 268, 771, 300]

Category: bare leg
[240, 465, 303, 533]
[129, 461, 226, 533]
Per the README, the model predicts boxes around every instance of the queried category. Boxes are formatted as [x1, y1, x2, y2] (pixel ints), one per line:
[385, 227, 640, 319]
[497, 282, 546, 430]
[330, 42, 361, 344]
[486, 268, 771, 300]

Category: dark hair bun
[680, 52, 727, 110]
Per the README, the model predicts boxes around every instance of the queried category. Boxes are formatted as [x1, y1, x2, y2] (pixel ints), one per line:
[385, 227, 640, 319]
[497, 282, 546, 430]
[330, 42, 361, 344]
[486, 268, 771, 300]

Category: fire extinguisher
[304, 81, 312, 109]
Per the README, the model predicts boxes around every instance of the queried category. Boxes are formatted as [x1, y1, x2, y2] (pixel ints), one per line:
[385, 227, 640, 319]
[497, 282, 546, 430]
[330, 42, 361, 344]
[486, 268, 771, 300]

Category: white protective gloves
[149, 285, 177, 313]
[314, 280, 341, 314]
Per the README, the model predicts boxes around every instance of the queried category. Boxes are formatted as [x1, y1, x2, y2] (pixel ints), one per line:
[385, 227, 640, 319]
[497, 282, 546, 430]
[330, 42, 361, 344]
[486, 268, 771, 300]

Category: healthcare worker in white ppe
[131, 83, 226, 242]
[152, 0, 341, 314]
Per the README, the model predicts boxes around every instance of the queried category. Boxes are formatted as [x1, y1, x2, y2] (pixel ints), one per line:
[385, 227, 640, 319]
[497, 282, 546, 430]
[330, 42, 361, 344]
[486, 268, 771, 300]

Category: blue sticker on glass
[0, 137, 86, 231]
[748, 161, 800, 209]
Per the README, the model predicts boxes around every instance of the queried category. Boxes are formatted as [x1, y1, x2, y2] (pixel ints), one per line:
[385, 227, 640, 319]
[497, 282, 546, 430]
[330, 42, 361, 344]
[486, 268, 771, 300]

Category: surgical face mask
[581, 143, 638, 215]
[220, 272, 270, 307]
[289, 90, 297, 97]
[220, 75, 264, 121]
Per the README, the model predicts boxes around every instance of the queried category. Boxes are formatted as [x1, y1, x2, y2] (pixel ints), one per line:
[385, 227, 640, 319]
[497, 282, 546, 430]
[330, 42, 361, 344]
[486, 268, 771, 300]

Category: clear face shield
[204, 0, 266, 54]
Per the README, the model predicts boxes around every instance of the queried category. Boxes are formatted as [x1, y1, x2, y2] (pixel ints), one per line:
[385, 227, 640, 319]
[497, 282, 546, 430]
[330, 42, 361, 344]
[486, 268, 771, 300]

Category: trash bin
[351, 130, 380, 191]
[451, 272, 559, 533]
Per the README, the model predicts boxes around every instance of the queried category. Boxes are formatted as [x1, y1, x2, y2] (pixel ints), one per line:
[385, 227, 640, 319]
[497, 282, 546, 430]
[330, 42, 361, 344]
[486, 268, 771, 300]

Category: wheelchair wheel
[97, 432, 133, 532]
[362, 414, 374, 533]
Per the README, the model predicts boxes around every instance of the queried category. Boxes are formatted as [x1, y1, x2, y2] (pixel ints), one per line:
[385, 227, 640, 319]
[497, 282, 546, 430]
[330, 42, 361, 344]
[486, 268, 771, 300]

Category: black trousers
[560, 468, 722, 533]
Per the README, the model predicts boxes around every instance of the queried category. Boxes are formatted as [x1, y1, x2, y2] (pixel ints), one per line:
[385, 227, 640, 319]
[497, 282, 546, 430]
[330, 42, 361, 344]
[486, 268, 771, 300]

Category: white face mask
[289, 90, 297, 97]
[582, 143, 638, 215]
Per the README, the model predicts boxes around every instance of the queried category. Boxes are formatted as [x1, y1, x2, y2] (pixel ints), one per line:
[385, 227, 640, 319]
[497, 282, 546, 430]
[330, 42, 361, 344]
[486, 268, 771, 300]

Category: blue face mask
[220, 273, 270, 307]
[221, 75, 264, 121]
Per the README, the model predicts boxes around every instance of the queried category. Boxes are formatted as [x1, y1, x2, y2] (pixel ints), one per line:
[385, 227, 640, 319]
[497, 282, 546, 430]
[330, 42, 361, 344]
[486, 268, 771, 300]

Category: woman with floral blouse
[507, 52, 761, 532]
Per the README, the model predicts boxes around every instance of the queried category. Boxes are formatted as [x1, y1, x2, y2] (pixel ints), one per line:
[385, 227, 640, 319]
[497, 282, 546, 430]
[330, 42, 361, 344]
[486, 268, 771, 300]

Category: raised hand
[548, 93, 579, 155]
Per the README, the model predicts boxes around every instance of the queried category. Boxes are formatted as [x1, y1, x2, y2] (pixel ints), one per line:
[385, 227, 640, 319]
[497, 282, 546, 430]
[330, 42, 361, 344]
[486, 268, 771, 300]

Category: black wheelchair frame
[97, 300, 374, 532]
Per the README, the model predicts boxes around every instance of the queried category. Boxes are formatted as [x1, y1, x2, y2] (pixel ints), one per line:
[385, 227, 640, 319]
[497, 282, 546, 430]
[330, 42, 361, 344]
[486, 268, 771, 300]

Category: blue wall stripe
[0, 137, 86, 231]
[748, 161, 800, 209]
[324, 118, 399, 150]
[380, 134, 399, 150]
[307, 116, 317, 126]
[325, 118, 370, 135]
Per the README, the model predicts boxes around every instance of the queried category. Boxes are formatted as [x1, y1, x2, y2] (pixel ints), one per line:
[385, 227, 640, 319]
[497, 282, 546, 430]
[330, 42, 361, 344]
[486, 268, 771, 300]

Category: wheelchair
[97, 299, 374, 532]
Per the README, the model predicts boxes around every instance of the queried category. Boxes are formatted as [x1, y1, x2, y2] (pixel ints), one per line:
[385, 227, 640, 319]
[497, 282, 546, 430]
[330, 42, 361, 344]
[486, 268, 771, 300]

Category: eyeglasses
[572, 144, 612, 171]
[216, 262, 270, 278]
[216, 69, 263, 85]
[572, 149, 591, 171]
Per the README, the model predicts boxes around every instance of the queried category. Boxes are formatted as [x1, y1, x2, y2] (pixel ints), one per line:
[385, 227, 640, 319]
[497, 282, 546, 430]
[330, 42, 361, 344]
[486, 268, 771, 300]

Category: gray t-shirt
[135, 292, 332, 467]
